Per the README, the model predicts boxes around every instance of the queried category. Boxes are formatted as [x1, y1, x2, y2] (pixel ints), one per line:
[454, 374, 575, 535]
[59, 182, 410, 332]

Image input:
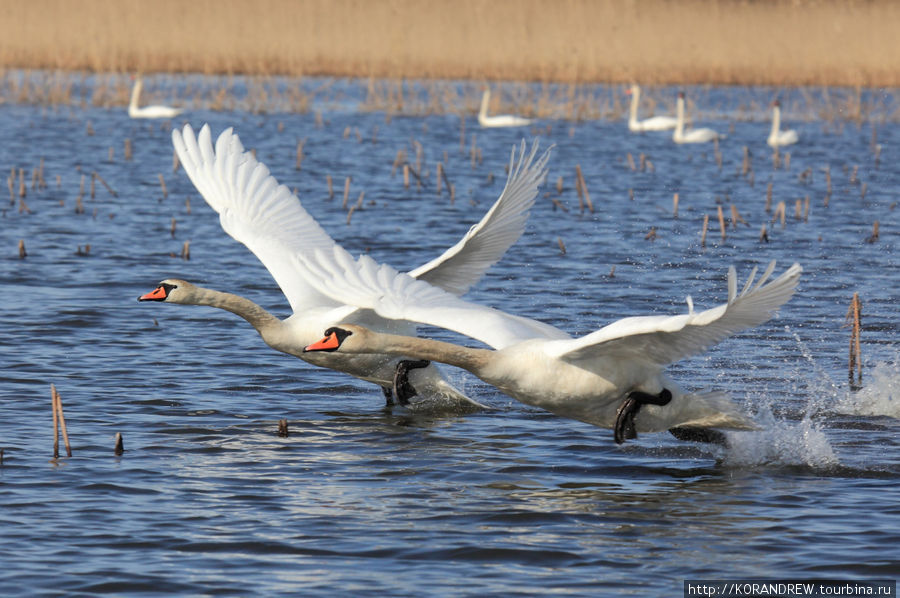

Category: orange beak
[138, 286, 167, 301]
[304, 332, 339, 352]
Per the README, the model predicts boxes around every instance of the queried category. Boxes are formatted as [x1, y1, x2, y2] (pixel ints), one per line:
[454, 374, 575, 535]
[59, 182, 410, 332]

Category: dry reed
[845, 293, 863, 388]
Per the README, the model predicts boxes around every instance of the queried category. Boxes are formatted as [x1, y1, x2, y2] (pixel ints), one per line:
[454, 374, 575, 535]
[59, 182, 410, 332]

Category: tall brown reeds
[1, 0, 899, 86]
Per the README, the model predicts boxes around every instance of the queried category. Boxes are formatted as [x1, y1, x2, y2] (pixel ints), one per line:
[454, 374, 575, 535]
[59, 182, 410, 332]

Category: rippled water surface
[1, 79, 898, 596]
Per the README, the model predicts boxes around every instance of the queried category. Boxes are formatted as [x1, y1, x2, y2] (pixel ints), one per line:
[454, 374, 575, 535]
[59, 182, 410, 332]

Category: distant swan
[673, 92, 720, 144]
[627, 84, 677, 132]
[128, 76, 184, 119]
[139, 124, 552, 409]
[300, 245, 802, 445]
[767, 101, 799, 147]
[478, 89, 532, 128]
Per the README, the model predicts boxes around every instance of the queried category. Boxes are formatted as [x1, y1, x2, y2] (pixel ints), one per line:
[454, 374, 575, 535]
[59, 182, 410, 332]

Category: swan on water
[300, 248, 802, 445]
[767, 100, 799, 147]
[128, 76, 184, 119]
[627, 84, 677, 132]
[478, 89, 533, 128]
[673, 92, 721, 144]
[139, 124, 552, 409]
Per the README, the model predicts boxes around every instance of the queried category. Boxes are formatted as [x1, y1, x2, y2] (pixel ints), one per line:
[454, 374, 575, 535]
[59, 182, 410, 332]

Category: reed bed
[2, 0, 900, 87]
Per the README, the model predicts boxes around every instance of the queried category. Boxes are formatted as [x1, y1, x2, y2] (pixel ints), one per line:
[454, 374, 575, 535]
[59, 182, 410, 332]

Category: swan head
[138, 279, 195, 303]
[304, 325, 368, 354]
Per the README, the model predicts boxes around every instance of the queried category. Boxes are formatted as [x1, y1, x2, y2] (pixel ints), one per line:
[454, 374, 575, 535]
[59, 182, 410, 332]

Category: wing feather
[408, 139, 552, 295]
[296, 246, 570, 349]
[543, 262, 802, 365]
[173, 124, 339, 313]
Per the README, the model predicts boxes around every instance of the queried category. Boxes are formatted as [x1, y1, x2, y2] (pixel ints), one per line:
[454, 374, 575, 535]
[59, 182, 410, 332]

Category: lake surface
[1, 78, 898, 596]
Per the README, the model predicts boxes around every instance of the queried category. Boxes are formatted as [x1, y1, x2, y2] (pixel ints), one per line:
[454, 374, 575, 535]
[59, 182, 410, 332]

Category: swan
[627, 84, 677, 132]
[128, 76, 184, 119]
[767, 101, 799, 147]
[300, 248, 802, 445]
[478, 89, 533, 128]
[673, 92, 720, 144]
[139, 124, 552, 409]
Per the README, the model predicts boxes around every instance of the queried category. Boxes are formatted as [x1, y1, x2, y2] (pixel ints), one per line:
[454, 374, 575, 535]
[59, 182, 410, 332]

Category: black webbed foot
[669, 426, 728, 446]
[613, 388, 673, 445]
[391, 359, 431, 406]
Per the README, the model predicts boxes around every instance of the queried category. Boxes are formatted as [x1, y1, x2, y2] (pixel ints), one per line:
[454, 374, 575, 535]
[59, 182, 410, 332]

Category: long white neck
[479, 90, 490, 119]
[182, 285, 282, 335]
[770, 105, 782, 136]
[675, 96, 685, 135]
[628, 86, 640, 123]
[129, 79, 143, 110]
[366, 330, 492, 377]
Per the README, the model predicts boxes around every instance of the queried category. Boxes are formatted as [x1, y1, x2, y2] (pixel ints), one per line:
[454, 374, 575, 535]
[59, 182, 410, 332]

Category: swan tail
[640, 390, 755, 432]
[674, 390, 756, 430]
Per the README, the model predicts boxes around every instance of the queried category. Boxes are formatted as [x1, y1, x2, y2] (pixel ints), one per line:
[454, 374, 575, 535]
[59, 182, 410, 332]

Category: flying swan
[128, 76, 184, 119]
[673, 92, 721, 144]
[139, 124, 553, 409]
[300, 249, 802, 445]
[627, 84, 678, 132]
[478, 89, 533, 128]
[767, 100, 799, 147]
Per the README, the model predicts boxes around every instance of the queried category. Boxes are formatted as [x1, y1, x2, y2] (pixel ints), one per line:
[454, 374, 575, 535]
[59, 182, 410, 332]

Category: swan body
[673, 92, 720, 144]
[767, 101, 799, 147]
[299, 248, 802, 439]
[140, 124, 552, 408]
[627, 84, 677, 132]
[128, 77, 184, 119]
[478, 90, 533, 128]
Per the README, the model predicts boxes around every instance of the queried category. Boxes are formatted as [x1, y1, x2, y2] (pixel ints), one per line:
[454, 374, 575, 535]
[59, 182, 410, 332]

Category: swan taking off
[478, 89, 533, 128]
[673, 92, 720, 144]
[128, 76, 184, 119]
[767, 101, 799, 147]
[139, 124, 553, 410]
[627, 84, 677, 132]
[300, 246, 802, 445]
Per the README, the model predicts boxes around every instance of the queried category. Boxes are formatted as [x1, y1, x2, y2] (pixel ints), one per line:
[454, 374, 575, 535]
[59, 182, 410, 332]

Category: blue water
[1, 77, 898, 596]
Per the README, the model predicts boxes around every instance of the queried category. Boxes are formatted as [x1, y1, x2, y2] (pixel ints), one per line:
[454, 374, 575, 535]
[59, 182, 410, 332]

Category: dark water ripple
[1, 80, 899, 596]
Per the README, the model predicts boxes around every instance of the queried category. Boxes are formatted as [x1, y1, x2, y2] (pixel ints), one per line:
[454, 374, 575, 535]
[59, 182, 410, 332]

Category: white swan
[299, 247, 802, 444]
[128, 76, 184, 119]
[627, 84, 677, 132]
[673, 92, 720, 144]
[139, 124, 552, 409]
[478, 89, 533, 128]
[767, 101, 799, 147]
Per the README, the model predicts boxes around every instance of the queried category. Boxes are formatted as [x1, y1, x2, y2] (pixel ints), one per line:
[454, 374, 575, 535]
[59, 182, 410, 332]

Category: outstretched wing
[173, 124, 339, 313]
[408, 139, 552, 295]
[543, 262, 802, 365]
[295, 245, 571, 350]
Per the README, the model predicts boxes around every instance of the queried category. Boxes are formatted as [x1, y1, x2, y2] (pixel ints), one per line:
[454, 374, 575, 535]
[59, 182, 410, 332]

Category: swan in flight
[767, 100, 799, 147]
[627, 84, 677, 132]
[128, 76, 184, 119]
[673, 92, 721, 144]
[300, 247, 802, 445]
[139, 124, 552, 410]
[478, 89, 533, 128]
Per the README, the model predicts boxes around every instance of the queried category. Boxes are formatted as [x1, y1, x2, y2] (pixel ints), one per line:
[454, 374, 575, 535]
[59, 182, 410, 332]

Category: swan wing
[408, 139, 551, 295]
[545, 262, 802, 365]
[173, 124, 341, 313]
[295, 245, 570, 349]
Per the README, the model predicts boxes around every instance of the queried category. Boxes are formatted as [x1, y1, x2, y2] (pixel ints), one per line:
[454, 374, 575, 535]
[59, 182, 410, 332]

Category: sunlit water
[1, 79, 898, 596]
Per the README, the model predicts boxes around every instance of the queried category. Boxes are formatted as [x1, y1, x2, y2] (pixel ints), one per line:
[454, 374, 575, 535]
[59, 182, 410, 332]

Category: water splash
[722, 407, 839, 469]
[834, 361, 900, 418]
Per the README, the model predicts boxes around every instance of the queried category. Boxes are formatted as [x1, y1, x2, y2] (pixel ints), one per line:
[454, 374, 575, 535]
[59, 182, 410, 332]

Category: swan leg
[391, 360, 431, 406]
[613, 389, 673, 444]
[381, 386, 395, 406]
[669, 427, 728, 446]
